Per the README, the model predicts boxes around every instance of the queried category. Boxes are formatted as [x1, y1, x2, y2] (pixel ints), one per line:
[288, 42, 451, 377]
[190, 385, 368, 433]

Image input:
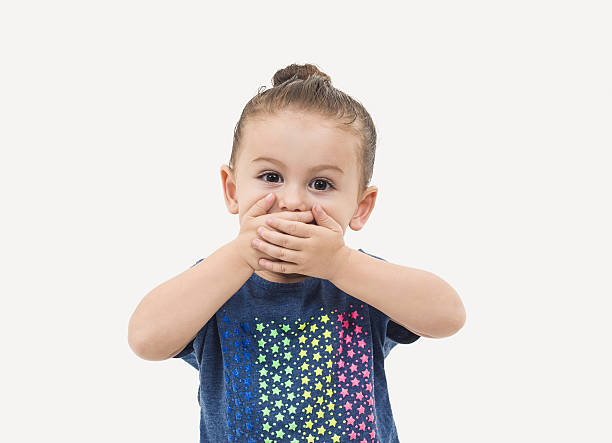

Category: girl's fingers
[252, 235, 299, 263]
[265, 217, 313, 238]
[258, 227, 302, 250]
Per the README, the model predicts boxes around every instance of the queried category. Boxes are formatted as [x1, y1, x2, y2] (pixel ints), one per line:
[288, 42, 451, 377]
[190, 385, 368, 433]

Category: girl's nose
[276, 185, 309, 212]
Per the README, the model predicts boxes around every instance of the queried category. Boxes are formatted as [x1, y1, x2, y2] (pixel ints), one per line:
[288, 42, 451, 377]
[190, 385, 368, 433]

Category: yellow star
[298, 335, 307, 344]
[317, 426, 326, 435]
[325, 344, 333, 353]
[304, 420, 314, 429]
[321, 314, 329, 323]
[323, 329, 331, 338]
[304, 404, 313, 414]
[310, 324, 318, 332]
[313, 352, 321, 361]
[328, 417, 337, 427]
[331, 433, 340, 442]
[311, 338, 319, 346]
[306, 434, 315, 443]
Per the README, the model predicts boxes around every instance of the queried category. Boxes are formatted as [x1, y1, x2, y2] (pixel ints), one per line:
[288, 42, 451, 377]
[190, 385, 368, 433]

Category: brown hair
[228, 63, 377, 197]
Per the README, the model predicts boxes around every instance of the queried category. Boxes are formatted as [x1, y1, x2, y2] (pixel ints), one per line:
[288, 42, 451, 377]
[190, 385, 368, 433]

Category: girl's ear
[220, 165, 239, 215]
[349, 186, 378, 231]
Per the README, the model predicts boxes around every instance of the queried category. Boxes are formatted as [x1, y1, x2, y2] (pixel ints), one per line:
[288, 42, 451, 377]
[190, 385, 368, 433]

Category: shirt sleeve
[172, 257, 208, 369]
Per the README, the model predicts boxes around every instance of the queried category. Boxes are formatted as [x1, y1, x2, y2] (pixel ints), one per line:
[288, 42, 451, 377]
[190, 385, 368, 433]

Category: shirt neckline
[248, 271, 321, 293]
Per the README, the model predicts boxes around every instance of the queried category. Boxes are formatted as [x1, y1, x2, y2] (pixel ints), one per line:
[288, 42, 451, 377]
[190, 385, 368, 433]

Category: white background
[1, 1, 610, 442]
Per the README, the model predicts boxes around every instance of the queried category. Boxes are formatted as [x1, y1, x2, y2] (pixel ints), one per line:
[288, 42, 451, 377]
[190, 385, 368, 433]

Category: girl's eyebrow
[252, 156, 344, 174]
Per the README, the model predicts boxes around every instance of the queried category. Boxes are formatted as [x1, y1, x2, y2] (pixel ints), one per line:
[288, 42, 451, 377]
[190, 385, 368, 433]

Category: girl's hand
[234, 193, 314, 272]
[251, 203, 351, 281]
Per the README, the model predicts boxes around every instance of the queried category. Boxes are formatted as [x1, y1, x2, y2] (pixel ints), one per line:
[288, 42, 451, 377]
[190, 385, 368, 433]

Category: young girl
[128, 63, 466, 442]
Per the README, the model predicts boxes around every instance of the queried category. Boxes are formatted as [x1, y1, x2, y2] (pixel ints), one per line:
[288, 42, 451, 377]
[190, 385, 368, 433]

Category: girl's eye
[257, 172, 335, 191]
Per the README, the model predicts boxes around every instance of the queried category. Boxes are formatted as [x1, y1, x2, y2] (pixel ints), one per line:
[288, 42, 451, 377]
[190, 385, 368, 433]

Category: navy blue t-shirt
[173, 248, 420, 442]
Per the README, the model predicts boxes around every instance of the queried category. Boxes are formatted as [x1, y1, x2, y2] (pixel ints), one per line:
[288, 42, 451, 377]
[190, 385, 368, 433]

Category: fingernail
[266, 193, 273, 201]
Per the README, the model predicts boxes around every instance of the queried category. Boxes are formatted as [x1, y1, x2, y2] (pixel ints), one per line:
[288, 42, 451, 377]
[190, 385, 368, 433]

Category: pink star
[357, 339, 366, 348]
[349, 430, 357, 440]
[367, 397, 373, 406]
[357, 405, 365, 415]
[344, 334, 353, 344]
[351, 310, 359, 319]
[339, 330, 344, 338]
[365, 383, 372, 392]
[346, 415, 355, 425]
[344, 401, 353, 411]
[347, 349, 355, 358]
[361, 369, 370, 378]
[343, 320, 349, 328]
[338, 374, 346, 382]
[369, 429, 376, 438]
[360, 354, 368, 363]
[338, 314, 344, 322]
[351, 378, 360, 387]
[340, 387, 349, 397]
[349, 363, 358, 372]
[367, 414, 374, 422]
[359, 421, 366, 431]
[360, 439, 367, 443]
[354, 325, 362, 334]
[355, 391, 364, 400]
[338, 359, 345, 368]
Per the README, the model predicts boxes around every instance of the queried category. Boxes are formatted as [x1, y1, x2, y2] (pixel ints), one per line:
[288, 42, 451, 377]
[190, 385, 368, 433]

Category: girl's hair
[229, 63, 377, 197]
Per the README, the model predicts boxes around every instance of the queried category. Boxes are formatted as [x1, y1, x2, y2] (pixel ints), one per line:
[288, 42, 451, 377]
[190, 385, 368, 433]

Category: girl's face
[221, 109, 377, 282]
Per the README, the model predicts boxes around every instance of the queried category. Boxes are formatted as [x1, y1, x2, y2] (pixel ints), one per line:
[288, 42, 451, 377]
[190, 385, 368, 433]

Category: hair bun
[272, 63, 332, 87]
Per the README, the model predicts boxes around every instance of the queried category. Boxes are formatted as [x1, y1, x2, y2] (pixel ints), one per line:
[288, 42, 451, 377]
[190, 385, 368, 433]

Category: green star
[287, 392, 296, 401]
[274, 399, 283, 408]
[262, 407, 271, 416]
[258, 339, 266, 347]
[259, 367, 268, 376]
[271, 359, 280, 368]
[288, 421, 297, 430]
[256, 323, 264, 332]
[288, 405, 297, 415]
[263, 422, 271, 432]
[260, 393, 269, 402]
[284, 379, 294, 388]
[270, 329, 278, 338]
[264, 436, 272, 443]
[282, 324, 290, 332]
[258, 354, 266, 363]
[275, 412, 284, 421]
[284, 366, 293, 375]
[271, 344, 279, 353]
[259, 380, 268, 389]
[272, 374, 281, 383]
[282, 337, 290, 346]
[284, 351, 292, 361]
[272, 386, 281, 395]
[275, 429, 285, 438]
